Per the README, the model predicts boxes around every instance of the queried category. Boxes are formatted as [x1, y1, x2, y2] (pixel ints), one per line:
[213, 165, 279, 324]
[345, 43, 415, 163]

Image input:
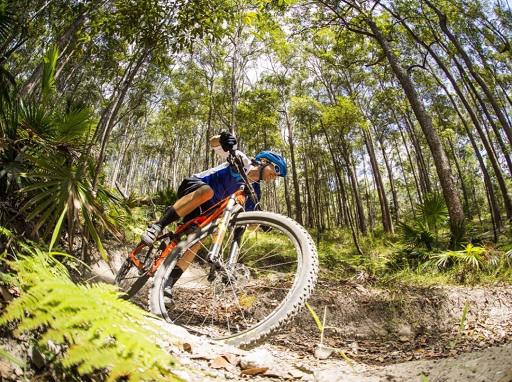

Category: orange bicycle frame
[127, 189, 247, 275]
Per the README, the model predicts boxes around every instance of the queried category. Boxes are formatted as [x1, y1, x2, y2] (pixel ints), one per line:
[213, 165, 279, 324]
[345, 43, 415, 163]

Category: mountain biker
[141, 131, 287, 288]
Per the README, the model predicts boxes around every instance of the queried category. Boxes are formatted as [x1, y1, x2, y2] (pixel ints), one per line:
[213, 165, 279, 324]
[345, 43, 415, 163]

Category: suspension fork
[208, 194, 239, 266]
[226, 226, 246, 269]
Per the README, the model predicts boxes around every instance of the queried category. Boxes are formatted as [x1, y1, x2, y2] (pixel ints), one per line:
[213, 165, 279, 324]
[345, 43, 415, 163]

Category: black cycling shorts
[177, 176, 207, 198]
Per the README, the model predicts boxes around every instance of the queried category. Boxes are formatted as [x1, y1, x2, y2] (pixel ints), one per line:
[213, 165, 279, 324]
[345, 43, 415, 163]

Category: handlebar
[227, 149, 259, 208]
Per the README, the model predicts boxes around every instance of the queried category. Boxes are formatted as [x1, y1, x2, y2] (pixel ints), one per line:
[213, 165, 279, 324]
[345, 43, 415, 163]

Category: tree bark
[366, 18, 465, 246]
[392, 134, 417, 218]
[397, 116, 423, 205]
[284, 110, 303, 225]
[18, 6, 92, 97]
[434, 74, 503, 230]
[364, 127, 393, 233]
[446, 135, 470, 218]
[403, 111, 432, 195]
[339, 138, 367, 235]
[430, 61, 512, 221]
[92, 47, 152, 191]
[378, 134, 399, 223]
[457, 65, 512, 178]
[423, 0, 512, 147]
[396, 16, 512, 221]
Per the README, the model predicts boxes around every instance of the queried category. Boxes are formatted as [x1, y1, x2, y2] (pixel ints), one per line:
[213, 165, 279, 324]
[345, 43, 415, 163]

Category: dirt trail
[2, 255, 511, 381]
[88, 255, 512, 382]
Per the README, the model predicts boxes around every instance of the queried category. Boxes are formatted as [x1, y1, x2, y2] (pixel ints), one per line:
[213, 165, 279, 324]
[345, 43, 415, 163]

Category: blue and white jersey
[193, 150, 261, 211]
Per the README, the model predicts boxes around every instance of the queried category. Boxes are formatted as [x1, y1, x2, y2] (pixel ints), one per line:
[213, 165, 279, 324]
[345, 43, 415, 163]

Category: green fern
[0, 225, 12, 238]
[418, 193, 448, 232]
[18, 154, 119, 259]
[42, 45, 59, 101]
[0, 246, 182, 381]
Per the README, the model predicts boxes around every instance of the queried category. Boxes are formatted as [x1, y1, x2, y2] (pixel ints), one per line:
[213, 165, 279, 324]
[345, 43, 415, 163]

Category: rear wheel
[115, 244, 153, 299]
[149, 211, 318, 347]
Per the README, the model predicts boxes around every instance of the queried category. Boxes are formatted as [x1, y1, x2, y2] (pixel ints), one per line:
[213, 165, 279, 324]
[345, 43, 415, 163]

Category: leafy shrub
[386, 248, 430, 272]
[431, 244, 487, 270]
[0, 244, 180, 381]
[399, 193, 448, 250]
[155, 187, 178, 207]
[1, 45, 125, 260]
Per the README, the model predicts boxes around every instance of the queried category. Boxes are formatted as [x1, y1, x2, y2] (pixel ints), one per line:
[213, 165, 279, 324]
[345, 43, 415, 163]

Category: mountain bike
[115, 152, 318, 347]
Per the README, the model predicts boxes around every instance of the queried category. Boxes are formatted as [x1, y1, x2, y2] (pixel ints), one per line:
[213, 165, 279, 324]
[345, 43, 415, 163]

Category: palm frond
[0, 5, 14, 42]
[18, 154, 120, 254]
[41, 45, 59, 100]
[18, 101, 54, 138]
[419, 193, 448, 230]
[398, 221, 435, 250]
[431, 251, 454, 269]
[54, 107, 95, 145]
[431, 244, 487, 270]
[0, 64, 16, 109]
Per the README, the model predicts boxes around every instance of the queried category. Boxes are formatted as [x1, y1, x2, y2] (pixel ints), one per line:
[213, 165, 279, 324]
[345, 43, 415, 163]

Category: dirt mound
[271, 280, 512, 365]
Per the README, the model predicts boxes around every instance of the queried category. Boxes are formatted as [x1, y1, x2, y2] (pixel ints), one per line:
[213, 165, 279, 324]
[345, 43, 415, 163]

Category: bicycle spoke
[157, 215, 305, 340]
[252, 259, 298, 270]
[239, 245, 283, 264]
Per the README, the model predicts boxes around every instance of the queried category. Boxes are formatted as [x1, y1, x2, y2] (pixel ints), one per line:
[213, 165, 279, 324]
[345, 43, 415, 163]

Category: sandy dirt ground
[1, 251, 511, 381]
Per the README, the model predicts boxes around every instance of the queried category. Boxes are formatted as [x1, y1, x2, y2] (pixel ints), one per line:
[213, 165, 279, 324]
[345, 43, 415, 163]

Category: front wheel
[148, 211, 318, 347]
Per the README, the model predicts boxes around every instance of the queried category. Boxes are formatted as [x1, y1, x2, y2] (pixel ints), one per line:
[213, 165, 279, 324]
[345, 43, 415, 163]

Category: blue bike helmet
[255, 151, 287, 177]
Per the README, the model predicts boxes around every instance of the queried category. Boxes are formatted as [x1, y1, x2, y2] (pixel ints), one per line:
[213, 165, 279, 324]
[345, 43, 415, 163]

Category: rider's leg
[167, 233, 217, 295]
[163, 241, 202, 295]
[172, 185, 214, 219]
[158, 185, 213, 227]
[142, 183, 213, 245]
[176, 241, 202, 272]
[162, 185, 214, 291]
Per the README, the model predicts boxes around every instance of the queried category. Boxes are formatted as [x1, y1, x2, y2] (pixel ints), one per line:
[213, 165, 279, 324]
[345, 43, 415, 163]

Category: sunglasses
[267, 163, 280, 175]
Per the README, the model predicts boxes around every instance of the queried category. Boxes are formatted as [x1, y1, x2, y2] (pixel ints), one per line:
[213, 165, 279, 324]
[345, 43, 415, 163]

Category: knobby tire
[148, 211, 318, 347]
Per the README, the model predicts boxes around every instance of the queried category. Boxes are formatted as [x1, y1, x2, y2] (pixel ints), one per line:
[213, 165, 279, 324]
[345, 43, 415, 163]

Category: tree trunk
[378, 135, 399, 223]
[392, 134, 417, 218]
[283, 173, 293, 218]
[428, 62, 512, 221]
[303, 153, 314, 228]
[18, 7, 92, 97]
[285, 111, 303, 225]
[423, 0, 512, 147]
[205, 76, 214, 169]
[434, 74, 503, 230]
[364, 128, 393, 233]
[92, 47, 152, 191]
[397, 117, 423, 205]
[362, 155, 375, 231]
[446, 136, 470, 218]
[457, 64, 512, 178]
[343, 146, 367, 235]
[404, 111, 432, 195]
[366, 18, 465, 246]
[321, 122, 348, 227]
